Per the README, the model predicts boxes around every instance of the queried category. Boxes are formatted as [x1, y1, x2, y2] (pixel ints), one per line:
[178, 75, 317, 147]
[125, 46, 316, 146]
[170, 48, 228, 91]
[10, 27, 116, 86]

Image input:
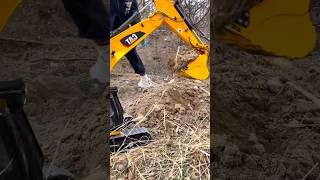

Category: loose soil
[0, 0, 106, 179]
[212, 43, 320, 179]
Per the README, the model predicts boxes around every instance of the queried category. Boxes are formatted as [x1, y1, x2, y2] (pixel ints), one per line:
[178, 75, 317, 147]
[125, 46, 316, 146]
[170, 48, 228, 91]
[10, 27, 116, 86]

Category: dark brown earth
[0, 0, 107, 179]
[212, 35, 320, 180]
[212, 1, 320, 179]
[211, 0, 320, 180]
[5, 0, 320, 179]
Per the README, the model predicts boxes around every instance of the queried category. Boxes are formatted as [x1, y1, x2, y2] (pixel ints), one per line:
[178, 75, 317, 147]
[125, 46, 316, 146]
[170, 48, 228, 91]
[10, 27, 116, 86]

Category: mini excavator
[109, 0, 319, 150]
[109, 0, 209, 152]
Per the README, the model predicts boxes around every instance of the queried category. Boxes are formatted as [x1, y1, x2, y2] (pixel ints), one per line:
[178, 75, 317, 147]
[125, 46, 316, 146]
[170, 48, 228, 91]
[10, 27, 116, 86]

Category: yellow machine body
[0, 0, 22, 31]
[110, 131, 121, 136]
[110, 0, 209, 80]
[218, 0, 317, 58]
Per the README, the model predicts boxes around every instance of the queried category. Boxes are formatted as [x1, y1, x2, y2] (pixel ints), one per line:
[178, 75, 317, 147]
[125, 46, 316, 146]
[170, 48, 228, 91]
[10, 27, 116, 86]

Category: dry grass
[110, 78, 210, 179]
[111, 118, 210, 179]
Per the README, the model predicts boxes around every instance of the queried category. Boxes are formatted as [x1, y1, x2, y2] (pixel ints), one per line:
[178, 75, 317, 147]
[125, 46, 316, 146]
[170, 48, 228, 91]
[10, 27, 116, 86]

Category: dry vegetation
[110, 1, 211, 179]
[111, 75, 210, 179]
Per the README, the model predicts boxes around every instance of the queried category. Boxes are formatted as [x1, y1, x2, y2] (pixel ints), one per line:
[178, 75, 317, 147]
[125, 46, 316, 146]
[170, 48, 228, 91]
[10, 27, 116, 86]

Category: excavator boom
[110, 0, 209, 80]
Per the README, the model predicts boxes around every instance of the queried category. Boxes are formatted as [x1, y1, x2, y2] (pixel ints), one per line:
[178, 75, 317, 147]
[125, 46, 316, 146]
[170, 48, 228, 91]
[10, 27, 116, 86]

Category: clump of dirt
[111, 75, 210, 179]
[212, 42, 320, 179]
[167, 45, 199, 72]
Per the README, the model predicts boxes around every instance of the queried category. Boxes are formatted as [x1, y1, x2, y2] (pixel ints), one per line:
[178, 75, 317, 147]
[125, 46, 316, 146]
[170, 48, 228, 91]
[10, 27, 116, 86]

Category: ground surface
[110, 74, 210, 179]
[0, 0, 106, 179]
[110, 28, 210, 179]
[212, 41, 320, 179]
[6, 0, 319, 179]
[212, 2, 320, 179]
[109, 3, 210, 178]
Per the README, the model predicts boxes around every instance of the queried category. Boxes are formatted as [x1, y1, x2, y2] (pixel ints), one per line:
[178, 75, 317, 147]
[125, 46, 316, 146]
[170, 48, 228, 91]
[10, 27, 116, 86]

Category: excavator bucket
[0, 0, 22, 31]
[179, 54, 209, 80]
[217, 0, 317, 58]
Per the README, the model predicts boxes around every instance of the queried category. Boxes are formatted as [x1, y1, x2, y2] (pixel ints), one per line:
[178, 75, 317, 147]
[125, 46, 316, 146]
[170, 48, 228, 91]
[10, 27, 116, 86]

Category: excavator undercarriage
[109, 87, 151, 152]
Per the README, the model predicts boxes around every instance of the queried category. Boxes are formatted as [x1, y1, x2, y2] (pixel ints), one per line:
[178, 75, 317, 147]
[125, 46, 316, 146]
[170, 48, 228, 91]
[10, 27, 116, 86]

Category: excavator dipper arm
[110, 0, 209, 80]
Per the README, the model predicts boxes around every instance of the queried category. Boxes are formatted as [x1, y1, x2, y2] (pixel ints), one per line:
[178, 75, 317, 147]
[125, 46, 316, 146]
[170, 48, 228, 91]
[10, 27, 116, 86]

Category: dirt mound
[213, 42, 320, 179]
[25, 80, 106, 178]
[2, 0, 76, 39]
[111, 75, 210, 179]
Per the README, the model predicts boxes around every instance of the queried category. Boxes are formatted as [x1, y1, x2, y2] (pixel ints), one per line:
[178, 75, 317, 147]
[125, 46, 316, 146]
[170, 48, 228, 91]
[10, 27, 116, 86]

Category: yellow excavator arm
[0, 0, 22, 31]
[110, 0, 209, 80]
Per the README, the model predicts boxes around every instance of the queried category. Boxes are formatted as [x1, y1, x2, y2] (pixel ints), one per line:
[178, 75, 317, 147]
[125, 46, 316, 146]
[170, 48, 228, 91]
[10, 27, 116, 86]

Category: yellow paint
[219, 0, 317, 58]
[0, 0, 22, 31]
[110, 0, 209, 80]
[110, 131, 121, 136]
[0, 99, 6, 110]
[179, 54, 209, 80]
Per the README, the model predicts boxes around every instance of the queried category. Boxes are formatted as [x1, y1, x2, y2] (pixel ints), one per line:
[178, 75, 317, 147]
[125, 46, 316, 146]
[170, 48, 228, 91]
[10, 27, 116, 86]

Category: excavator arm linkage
[110, 0, 209, 80]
